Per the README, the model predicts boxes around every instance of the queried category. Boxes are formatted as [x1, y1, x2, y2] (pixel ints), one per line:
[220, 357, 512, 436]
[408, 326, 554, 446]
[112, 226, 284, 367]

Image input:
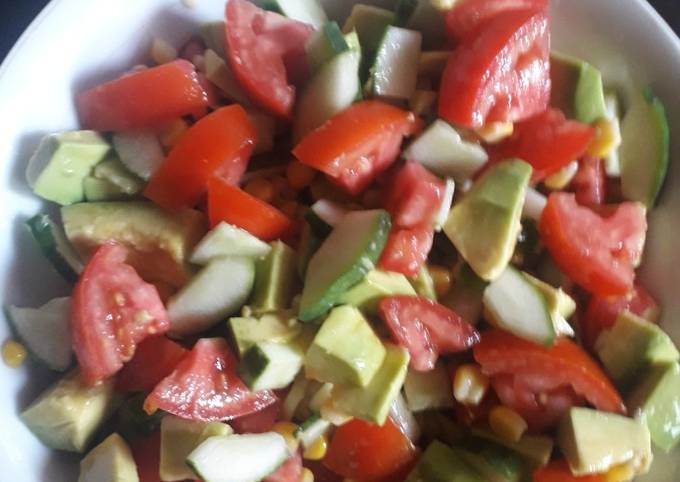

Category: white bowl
[0, 0, 678, 480]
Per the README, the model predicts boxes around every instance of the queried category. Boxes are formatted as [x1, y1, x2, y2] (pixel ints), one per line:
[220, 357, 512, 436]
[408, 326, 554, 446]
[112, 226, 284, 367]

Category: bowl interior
[0, 0, 678, 480]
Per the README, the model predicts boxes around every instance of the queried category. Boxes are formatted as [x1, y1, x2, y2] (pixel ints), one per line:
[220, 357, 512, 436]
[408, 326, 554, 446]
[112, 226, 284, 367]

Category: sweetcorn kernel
[272, 422, 300, 453]
[2, 340, 27, 368]
[430, 0, 460, 12]
[605, 463, 636, 482]
[428, 265, 452, 298]
[299, 468, 315, 482]
[158, 119, 189, 150]
[588, 118, 622, 159]
[303, 435, 328, 460]
[150, 38, 178, 65]
[488, 406, 527, 443]
[544, 160, 579, 190]
[453, 364, 489, 406]
[476, 122, 514, 144]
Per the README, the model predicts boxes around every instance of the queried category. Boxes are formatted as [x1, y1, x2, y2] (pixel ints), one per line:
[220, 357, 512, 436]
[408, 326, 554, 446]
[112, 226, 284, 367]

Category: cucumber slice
[603, 93, 623, 177]
[398, 0, 446, 49]
[93, 157, 145, 195]
[620, 88, 669, 207]
[187, 433, 288, 482]
[282, 373, 309, 420]
[403, 364, 454, 412]
[411, 265, 437, 301]
[483, 266, 555, 346]
[298, 209, 391, 321]
[262, 0, 328, 29]
[26, 213, 83, 282]
[190, 222, 272, 265]
[296, 415, 331, 448]
[369, 26, 422, 101]
[306, 22, 350, 73]
[238, 341, 305, 391]
[168, 256, 255, 336]
[304, 210, 333, 238]
[112, 130, 165, 181]
[6, 298, 72, 371]
[433, 178, 455, 231]
[342, 4, 395, 55]
[310, 199, 347, 227]
[390, 393, 420, 443]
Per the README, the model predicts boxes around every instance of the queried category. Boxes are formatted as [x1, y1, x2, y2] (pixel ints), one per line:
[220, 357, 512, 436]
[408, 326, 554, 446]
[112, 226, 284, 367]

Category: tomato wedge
[145, 338, 277, 421]
[225, 0, 313, 117]
[473, 329, 626, 415]
[76, 60, 208, 131]
[116, 336, 188, 393]
[207, 176, 293, 241]
[293, 101, 420, 195]
[378, 224, 434, 277]
[230, 397, 281, 434]
[378, 296, 480, 371]
[72, 243, 170, 386]
[490, 109, 596, 181]
[384, 161, 444, 228]
[324, 418, 418, 481]
[533, 460, 605, 482]
[264, 451, 302, 482]
[144, 105, 256, 210]
[439, 8, 550, 129]
[570, 156, 606, 205]
[130, 431, 162, 482]
[539, 193, 647, 296]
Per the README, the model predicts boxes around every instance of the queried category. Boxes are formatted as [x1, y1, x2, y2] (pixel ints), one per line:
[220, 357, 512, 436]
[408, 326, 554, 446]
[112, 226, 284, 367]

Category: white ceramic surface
[0, 0, 678, 480]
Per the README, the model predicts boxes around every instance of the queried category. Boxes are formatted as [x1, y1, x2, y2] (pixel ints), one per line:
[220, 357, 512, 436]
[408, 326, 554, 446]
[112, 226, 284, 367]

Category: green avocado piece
[456, 446, 522, 482]
[550, 52, 607, 124]
[331, 343, 409, 425]
[403, 363, 454, 412]
[78, 433, 139, 482]
[20, 370, 119, 452]
[93, 157, 144, 196]
[83, 177, 131, 201]
[407, 441, 485, 482]
[411, 265, 437, 300]
[229, 311, 302, 356]
[305, 305, 386, 387]
[596, 311, 679, 391]
[249, 241, 298, 313]
[558, 407, 652, 476]
[628, 362, 680, 452]
[339, 269, 416, 314]
[443, 160, 531, 281]
[62, 201, 207, 288]
[470, 429, 553, 469]
[26, 131, 110, 205]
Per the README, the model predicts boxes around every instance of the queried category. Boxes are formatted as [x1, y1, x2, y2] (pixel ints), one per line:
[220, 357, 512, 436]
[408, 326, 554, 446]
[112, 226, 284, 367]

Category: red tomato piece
[225, 0, 313, 117]
[439, 9, 550, 129]
[533, 460, 605, 482]
[378, 224, 434, 278]
[145, 338, 277, 421]
[378, 296, 480, 371]
[230, 397, 281, 434]
[76, 60, 208, 131]
[72, 243, 170, 386]
[539, 193, 647, 296]
[384, 161, 444, 228]
[473, 329, 626, 415]
[144, 105, 256, 210]
[293, 101, 420, 195]
[445, 0, 547, 41]
[324, 418, 418, 481]
[207, 176, 293, 241]
[116, 336, 188, 393]
[570, 156, 606, 205]
[264, 451, 302, 482]
[131, 431, 162, 482]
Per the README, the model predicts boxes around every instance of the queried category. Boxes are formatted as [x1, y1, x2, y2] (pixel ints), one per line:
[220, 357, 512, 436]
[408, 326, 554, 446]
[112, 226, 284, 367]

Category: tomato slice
[264, 451, 302, 482]
[533, 460, 605, 482]
[445, 0, 547, 41]
[76, 60, 208, 131]
[323, 418, 418, 481]
[225, 0, 313, 117]
[293, 101, 420, 195]
[72, 243, 170, 386]
[145, 338, 277, 421]
[473, 329, 626, 415]
[490, 109, 596, 181]
[130, 431, 162, 482]
[378, 296, 480, 371]
[144, 105, 256, 210]
[539, 193, 647, 296]
[116, 336, 188, 393]
[378, 224, 434, 278]
[230, 397, 281, 434]
[570, 156, 606, 205]
[439, 8, 550, 129]
[384, 161, 444, 228]
[207, 176, 293, 241]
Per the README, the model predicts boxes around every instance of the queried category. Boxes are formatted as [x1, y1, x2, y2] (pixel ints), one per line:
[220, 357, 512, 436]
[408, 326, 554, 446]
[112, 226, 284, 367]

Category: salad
[3, 0, 677, 481]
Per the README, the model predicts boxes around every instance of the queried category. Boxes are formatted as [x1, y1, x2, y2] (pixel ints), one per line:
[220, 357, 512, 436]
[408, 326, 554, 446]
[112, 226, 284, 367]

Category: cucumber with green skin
[26, 214, 83, 283]
[305, 22, 351, 73]
[368, 25, 422, 101]
[262, 0, 328, 29]
[238, 341, 305, 391]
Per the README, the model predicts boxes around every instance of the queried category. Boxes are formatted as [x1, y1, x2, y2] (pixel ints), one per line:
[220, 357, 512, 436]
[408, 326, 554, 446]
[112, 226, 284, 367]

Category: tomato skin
[378, 296, 480, 371]
[439, 8, 550, 129]
[323, 418, 417, 481]
[144, 105, 256, 210]
[539, 193, 647, 296]
[445, 0, 547, 41]
[76, 60, 208, 131]
[72, 243, 170, 386]
[384, 162, 444, 228]
[378, 224, 434, 278]
[208, 176, 293, 241]
[264, 451, 302, 482]
[570, 156, 606, 205]
[145, 338, 277, 421]
[473, 329, 626, 415]
[116, 336, 188, 393]
[230, 397, 281, 434]
[130, 431, 162, 482]
[533, 460, 605, 482]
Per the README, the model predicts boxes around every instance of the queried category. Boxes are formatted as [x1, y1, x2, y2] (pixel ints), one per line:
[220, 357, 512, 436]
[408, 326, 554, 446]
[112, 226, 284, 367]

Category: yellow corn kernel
[428, 265, 452, 298]
[409, 90, 438, 118]
[488, 406, 528, 443]
[158, 119, 189, 150]
[299, 468, 315, 482]
[588, 117, 622, 158]
[272, 422, 300, 453]
[430, 0, 460, 12]
[244, 177, 276, 203]
[287, 160, 317, 190]
[2, 340, 27, 368]
[605, 463, 636, 482]
[453, 364, 489, 406]
[303, 434, 328, 461]
[150, 38, 178, 65]
[418, 51, 451, 78]
[476, 122, 514, 144]
[544, 160, 579, 190]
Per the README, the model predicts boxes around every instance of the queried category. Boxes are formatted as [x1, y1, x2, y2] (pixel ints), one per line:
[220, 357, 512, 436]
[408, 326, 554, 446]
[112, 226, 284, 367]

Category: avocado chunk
[550, 52, 607, 124]
[332, 343, 409, 425]
[407, 440, 485, 482]
[229, 311, 302, 356]
[93, 157, 145, 195]
[83, 177, 130, 201]
[596, 311, 679, 391]
[62, 201, 207, 288]
[339, 269, 416, 314]
[305, 305, 386, 387]
[238, 336, 307, 391]
[628, 362, 680, 452]
[457, 441, 523, 482]
[558, 407, 652, 476]
[411, 265, 437, 300]
[443, 160, 531, 281]
[403, 363, 454, 412]
[25, 131, 110, 205]
[470, 429, 553, 469]
[159, 415, 233, 481]
[79, 433, 139, 482]
[20, 370, 118, 452]
[523, 272, 576, 337]
[250, 241, 298, 313]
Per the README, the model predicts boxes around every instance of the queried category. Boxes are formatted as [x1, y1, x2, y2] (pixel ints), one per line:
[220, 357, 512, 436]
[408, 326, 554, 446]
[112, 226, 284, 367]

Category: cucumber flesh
[264, 0, 328, 29]
[370, 26, 422, 101]
[310, 199, 347, 227]
[190, 222, 272, 265]
[6, 298, 72, 371]
[306, 22, 350, 73]
[238, 341, 304, 391]
[282, 373, 309, 420]
[112, 130, 165, 181]
[296, 415, 332, 448]
[433, 178, 455, 231]
[26, 214, 83, 282]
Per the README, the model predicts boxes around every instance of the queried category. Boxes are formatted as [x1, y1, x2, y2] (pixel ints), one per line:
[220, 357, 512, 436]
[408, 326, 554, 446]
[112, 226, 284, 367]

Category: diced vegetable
[26, 213, 83, 282]
[369, 26, 422, 101]
[191, 222, 272, 265]
[112, 130, 165, 181]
